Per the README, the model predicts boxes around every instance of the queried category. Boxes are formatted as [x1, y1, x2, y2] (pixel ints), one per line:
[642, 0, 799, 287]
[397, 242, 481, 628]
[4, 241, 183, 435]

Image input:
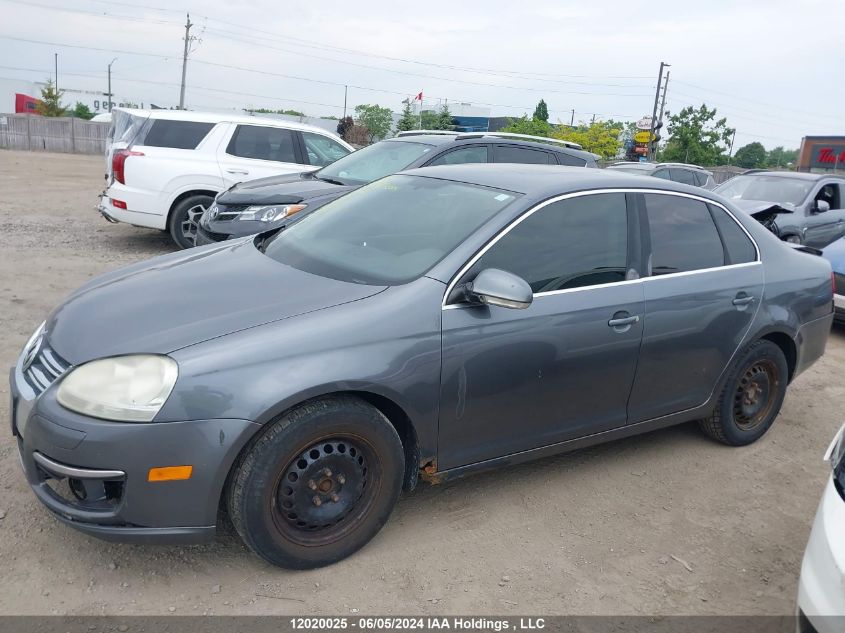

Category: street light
[107, 58, 118, 112]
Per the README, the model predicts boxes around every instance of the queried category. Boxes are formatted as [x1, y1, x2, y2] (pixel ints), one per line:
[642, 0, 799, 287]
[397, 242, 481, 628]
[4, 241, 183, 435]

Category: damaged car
[715, 172, 845, 248]
[11, 164, 833, 569]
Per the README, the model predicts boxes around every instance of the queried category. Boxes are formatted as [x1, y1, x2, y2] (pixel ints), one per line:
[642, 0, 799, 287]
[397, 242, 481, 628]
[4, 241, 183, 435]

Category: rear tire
[228, 396, 404, 569]
[168, 194, 213, 249]
[782, 234, 803, 245]
[698, 339, 788, 446]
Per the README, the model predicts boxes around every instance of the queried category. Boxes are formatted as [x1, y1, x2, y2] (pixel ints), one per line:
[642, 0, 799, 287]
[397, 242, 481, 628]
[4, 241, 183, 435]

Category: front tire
[228, 396, 404, 569]
[698, 339, 788, 446]
[168, 194, 213, 249]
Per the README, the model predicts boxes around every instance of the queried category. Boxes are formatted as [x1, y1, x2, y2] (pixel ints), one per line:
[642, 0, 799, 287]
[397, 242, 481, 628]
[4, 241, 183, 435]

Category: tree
[435, 104, 453, 130]
[661, 104, 734, 166]
[354, 103, 393, 143]
[500, 115, 551, 137]
[553, 121, 623, 160]
[533, 99, 549, 123]
[732, 142, 768, 168]
[71, 102, 94, 120]
[336, 116, 354, 141]
[766, 146, 798, 168]
[396, 101, 417, 132]
[36, 79, 66, 117]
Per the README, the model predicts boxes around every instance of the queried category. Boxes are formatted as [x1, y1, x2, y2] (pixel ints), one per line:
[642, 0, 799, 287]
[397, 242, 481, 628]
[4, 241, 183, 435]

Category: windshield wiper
[316, 176, 347, 186]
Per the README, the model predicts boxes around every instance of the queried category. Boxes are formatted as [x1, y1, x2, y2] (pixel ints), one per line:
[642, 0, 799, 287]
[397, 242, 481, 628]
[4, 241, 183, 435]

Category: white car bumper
[834, 293, 845, 313]
[98, 193, 166, 230]
[797, 475, 845, 632]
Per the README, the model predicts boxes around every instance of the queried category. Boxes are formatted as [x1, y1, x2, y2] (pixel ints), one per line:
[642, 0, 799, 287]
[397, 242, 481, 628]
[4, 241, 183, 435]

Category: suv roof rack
[395, 130, 461, 137]
[657, 162, 707, 170]
[453, 132, 583, 150]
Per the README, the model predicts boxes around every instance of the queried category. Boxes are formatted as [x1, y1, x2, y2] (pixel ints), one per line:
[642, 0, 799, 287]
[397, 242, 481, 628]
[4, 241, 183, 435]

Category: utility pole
[727, 129, 737, 165]
[54, 53, 58, 92]
[648, 61, 669, 161]
[107, 57, 117, 112]
[657, 71, 670, 129]
[570, 109, 574, 126]
[178, 13, 194, 110]
[343, 85, 348, 119]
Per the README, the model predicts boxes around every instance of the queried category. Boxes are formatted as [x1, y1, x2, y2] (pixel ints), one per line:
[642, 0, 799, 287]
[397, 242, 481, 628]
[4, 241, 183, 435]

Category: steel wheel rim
[270, 435, 380, 547]
[733, 359, 779, 431]
[180, 204, 206, 245]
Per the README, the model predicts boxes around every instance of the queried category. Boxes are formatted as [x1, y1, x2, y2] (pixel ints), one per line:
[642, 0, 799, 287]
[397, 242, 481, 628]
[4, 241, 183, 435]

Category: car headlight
[824, 423, 845, 470]
[238, 204, 307, 222]
[57, 355, 178, 422]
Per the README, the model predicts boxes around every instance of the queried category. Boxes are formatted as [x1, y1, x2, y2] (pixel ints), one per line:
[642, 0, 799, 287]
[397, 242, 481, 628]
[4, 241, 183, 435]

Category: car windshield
[316, 141, 434, 185]
[262, 174, 522, 285]
[715, 175, 813, 206]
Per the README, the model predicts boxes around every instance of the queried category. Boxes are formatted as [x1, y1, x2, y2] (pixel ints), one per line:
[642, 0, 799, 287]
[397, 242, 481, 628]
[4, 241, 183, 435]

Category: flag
[415, 91, 423, 101]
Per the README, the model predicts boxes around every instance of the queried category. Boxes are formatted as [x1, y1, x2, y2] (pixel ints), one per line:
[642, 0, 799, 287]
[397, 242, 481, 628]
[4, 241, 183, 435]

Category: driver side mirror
[465, 268, 533, 310]
[814, 200, 831, 214]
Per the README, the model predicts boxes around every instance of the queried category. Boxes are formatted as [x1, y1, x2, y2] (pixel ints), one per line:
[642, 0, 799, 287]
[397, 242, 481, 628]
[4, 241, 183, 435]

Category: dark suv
[194, 132, 599, 245]
[606, 162, 716, 189]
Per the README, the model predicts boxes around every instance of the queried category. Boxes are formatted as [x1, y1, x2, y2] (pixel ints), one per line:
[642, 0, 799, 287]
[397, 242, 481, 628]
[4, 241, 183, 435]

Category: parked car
[715, 172, 845, 248]
[194, 132, 600, 246]
[99, 108, 353, 248]
[606, 161, 716, 189]
[797, 423, 845, 632]
[12, 164, 832, 569]
[821, 237, 845, 322]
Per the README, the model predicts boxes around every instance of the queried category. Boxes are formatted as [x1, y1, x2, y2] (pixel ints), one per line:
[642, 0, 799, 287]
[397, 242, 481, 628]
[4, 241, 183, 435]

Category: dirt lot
[0, 149, 843, 616]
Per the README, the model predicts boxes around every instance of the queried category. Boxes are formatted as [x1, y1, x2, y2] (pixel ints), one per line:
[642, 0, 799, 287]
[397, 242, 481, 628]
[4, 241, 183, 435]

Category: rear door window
[652, 168, 671, 180]
[670, 168, 697, 186]
[493, 145, 555, 164]
[555, 152, 587, 167]
[644, 193, 725, 275]
[709, 204, 756, 264]
[426, 145, 489, 166]
[138, 120, 214, 149]
[227, 125, 299, 163]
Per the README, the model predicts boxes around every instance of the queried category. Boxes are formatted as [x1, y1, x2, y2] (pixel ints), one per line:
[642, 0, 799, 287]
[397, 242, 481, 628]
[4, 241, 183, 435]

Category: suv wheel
[228, 396, 404, 569]
[698, 339, 788, 446]
[168, 194, 213, 249]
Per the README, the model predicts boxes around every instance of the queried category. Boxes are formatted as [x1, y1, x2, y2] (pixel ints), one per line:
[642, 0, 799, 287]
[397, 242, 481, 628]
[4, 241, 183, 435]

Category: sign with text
[636, 116, 653, 130]
[634, 131, 655, 143]
[811, 145, 845, 169]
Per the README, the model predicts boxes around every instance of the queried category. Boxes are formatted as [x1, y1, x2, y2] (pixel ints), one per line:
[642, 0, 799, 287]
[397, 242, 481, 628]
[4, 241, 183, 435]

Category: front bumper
[797, 476, 845, 633]
[195, 223, 231, 246]
[10, 361, 260, 544]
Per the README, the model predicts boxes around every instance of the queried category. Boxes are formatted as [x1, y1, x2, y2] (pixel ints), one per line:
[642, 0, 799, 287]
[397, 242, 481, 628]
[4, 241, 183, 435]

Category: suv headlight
[824, 423, 845, 470]
[238, 204, 307, 222]
[57, 355, 178, 422]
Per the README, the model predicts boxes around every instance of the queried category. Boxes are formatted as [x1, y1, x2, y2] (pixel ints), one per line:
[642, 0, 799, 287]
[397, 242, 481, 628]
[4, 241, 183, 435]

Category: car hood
[731, 199, 795, 222]
[217, 173, 353, 206]
[46, 240, 386, 364]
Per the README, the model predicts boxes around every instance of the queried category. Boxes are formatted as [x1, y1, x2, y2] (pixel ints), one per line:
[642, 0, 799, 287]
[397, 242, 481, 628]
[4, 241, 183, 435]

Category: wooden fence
[0, 114, 109, 154]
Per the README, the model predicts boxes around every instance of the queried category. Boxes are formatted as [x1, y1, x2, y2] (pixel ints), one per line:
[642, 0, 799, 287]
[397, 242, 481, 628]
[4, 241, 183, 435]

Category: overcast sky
[0, 0, 841, 150]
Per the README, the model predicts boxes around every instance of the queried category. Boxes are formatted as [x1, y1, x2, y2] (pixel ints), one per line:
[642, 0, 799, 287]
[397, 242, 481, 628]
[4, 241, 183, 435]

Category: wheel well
[350, 391, 420, 491]
[167, 189, 218, 225]
[760, 331, 797, 382]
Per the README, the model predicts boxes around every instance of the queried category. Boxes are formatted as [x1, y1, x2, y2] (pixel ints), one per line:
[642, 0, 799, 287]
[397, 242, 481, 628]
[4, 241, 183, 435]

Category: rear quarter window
[709, 204, 757, 264]
[555, 152, 587, 167]
[138, 120, 215, 149]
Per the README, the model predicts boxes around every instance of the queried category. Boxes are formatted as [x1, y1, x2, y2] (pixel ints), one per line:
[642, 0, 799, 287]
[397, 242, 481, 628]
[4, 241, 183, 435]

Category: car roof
[113, 107, 340, 137]
[736, 171, 845, 182]
[381, 135, 599, 161]
[401, 163, 711, 197]
[609, 162, 711, 173]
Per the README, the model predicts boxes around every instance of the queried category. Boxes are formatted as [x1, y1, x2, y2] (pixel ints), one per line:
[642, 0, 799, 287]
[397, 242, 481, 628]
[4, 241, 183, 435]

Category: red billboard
[15, 93, 41, 114]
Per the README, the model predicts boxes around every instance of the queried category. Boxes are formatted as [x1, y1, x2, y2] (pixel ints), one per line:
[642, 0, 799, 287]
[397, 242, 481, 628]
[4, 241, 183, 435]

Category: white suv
[99, 109, 353, 248]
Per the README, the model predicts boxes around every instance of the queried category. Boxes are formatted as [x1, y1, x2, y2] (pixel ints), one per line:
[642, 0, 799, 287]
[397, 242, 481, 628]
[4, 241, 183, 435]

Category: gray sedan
[10, 165, 834, 569]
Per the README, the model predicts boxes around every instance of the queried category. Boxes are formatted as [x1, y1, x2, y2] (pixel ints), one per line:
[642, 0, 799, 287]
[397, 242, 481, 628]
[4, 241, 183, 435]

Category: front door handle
[226, 168, 249, 175]
[732, 296, 754, 306]
[608, 315, 640, 327]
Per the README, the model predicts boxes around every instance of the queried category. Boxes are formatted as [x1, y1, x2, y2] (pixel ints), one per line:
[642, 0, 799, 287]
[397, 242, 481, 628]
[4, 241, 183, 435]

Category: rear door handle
[732, 296, 754, 306]
[226, 169, 249, 175]
[608, 315, 640, 327]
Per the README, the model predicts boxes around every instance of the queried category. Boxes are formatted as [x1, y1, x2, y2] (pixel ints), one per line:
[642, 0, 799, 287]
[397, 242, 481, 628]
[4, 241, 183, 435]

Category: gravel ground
[0, 149, 842, 616]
